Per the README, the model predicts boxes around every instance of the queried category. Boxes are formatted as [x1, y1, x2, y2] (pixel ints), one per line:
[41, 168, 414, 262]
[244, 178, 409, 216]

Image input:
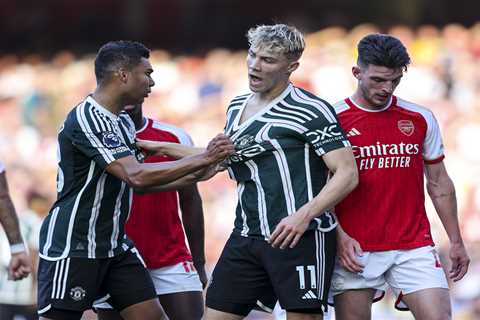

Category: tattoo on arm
[0, 174, 23, 245]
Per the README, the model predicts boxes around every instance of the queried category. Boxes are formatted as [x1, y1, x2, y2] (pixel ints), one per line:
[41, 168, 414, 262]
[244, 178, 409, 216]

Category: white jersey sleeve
[422, 111, 444, 162]
[152, 121, 194, 146]
[0, 161, 4, 174]
[396, 97, 444, 163]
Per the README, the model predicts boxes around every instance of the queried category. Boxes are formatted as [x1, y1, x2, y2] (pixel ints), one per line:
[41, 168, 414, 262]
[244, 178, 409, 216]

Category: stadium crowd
[0, 23, 479, 319]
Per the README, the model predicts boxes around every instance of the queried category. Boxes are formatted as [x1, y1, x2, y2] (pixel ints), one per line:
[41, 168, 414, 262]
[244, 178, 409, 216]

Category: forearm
[0, 196, 23, 245]
[146, 141, 204, 159]
[135, 172, 198, 193]
[130, 153, 211, 188]
[428, 176, 463, 244]
[179, 186, 206, 266]
[304, 166, 358, 221]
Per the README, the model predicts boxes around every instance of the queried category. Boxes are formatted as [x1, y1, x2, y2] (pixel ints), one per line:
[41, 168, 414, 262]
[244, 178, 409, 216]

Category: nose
[382, 81, 394, 94]
[248, 56, 261, 71]
[149, 78, 155, 88]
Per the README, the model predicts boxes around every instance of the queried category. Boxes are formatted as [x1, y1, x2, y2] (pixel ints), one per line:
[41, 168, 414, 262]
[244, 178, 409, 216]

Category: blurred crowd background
[1, 1, 480, 319]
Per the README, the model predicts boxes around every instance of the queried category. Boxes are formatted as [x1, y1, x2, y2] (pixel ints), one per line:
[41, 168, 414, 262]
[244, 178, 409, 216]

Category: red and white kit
[126, 118, 201, 294]
[330, 96, 448, 309]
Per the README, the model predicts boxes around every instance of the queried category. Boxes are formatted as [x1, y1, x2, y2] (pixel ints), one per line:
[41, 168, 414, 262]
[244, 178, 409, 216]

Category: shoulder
[227, 93, 250, 111]
[150, 120, 193, 146]
[286, 86, 337, 122]
[395, 97, 436, 124]
[64, 98, 90, 131]
[332, 99, 350, 115]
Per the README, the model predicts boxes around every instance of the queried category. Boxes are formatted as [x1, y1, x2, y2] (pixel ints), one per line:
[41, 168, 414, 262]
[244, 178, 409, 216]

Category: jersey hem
[39, 245, 132, 261]
[358, 240, 434, 252]
[145, 255, 193, 269]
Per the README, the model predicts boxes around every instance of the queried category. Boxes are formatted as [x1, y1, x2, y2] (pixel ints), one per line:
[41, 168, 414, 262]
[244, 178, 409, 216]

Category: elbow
[345, 166, 359, 192]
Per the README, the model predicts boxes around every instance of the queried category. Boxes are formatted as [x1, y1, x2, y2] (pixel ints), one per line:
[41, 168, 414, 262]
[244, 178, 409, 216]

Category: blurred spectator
[0, 23, 479, 319]
[0, 190, 50, 320]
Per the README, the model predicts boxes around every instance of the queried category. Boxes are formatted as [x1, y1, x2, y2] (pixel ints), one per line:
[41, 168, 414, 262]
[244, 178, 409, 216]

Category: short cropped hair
[94, 40, 150, 84]
[247, 24, 305, 61]
[357, 34, 411, 71]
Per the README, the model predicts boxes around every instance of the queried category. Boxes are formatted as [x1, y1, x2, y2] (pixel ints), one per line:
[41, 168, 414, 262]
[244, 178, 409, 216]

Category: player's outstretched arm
[269, 147, 358, 249]
[136, 139, 204, 159]
[107, 134, 234, 190]
[136, 133, 233, 159]
[425, 161, 470, 282]
[0, 172, 32, 281]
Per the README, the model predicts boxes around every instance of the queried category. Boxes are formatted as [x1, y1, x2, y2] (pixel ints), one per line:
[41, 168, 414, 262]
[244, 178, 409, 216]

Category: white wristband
[10, 243, 26, 255]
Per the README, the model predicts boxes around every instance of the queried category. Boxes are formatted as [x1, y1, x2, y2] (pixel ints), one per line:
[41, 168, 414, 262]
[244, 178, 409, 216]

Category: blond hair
[247, 24, 305, 61]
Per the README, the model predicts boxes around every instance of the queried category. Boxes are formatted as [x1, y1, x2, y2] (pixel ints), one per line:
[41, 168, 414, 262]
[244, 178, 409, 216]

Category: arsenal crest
[398, 120, 414, 136]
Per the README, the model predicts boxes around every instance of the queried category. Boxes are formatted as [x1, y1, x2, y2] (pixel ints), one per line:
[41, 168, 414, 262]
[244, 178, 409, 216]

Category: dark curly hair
[94, 40, 150, 84]
[357, 34, 411, 71]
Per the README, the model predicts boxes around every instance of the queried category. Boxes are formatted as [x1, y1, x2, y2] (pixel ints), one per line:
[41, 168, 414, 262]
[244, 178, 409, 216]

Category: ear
[117, 68, 129, 84]
[352, 66, 362, 80]
[287, 61, 300, 74]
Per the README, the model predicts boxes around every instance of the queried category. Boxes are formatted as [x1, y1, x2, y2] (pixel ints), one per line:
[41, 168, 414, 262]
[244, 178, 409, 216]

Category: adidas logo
[346, 128, 361, 137]
[301, 290, 318, 300]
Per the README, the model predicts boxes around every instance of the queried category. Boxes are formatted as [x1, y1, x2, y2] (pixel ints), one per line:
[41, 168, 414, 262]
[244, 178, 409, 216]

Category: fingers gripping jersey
[224, 84, 351, 240]
[39, 96, 140, 260]
[334, 96, 444, 251]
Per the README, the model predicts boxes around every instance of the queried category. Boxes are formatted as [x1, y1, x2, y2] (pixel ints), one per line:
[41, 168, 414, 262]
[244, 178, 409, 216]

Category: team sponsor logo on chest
[398, 120, 415, 136]
[353, 141, 420, 170]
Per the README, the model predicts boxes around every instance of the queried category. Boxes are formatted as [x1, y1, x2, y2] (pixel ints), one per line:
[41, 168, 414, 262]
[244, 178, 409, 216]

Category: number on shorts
[295, 265, 317, 289]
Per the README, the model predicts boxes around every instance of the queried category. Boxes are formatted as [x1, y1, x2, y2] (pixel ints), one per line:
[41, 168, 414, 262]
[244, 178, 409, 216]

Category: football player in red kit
[96, 104, 206, 320]
[331, 34, 470, 320]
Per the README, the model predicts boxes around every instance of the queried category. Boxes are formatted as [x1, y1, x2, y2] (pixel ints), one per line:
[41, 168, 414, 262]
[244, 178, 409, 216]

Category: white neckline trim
[136, 117, 149, 134]
[233, 83, 293, 133]
[86, 96, 119, 120]
[349, 96, 393, 113]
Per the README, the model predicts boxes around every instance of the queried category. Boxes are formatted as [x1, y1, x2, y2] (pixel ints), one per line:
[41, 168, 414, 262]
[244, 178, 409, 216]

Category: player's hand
[194, 263, 208, 289]
[449, 241, 470, 282]
[269, 210, 310, 249]
[8, 252, 32, 281]
[205, 134, 235, 164]
[337, 228, 364, 273]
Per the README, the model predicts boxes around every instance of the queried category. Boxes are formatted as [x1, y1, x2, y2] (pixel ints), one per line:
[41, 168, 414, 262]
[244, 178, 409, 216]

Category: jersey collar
[346, 95, 396, 112]
[86, 95, 120, 120]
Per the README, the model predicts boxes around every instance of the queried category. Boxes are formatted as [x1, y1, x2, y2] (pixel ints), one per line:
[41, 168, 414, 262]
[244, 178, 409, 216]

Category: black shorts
[206, 229, 336, 316]
[37, 247, 156, 320]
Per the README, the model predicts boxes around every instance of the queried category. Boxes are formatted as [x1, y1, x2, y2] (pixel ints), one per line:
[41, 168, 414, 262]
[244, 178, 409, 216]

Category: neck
[254, 81, 290, 104]
[351, 89, 389, 111]
[92, 86, 124, 115]
[132, 115, 147, 131]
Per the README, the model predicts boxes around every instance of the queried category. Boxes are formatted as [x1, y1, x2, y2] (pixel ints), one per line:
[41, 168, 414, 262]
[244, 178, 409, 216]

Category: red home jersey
[125, 118, 194, 268]
[334, 96, 444, 251]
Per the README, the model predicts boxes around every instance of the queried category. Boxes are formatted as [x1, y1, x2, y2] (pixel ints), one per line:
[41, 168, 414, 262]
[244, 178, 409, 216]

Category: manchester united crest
[398, 120, 414, 136]
[70, 286, 86, 302]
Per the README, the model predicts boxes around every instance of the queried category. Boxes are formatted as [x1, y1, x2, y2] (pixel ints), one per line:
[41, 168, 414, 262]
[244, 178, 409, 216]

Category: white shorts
[95, 261, 202, 310]
[329, 245, 449, 310]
